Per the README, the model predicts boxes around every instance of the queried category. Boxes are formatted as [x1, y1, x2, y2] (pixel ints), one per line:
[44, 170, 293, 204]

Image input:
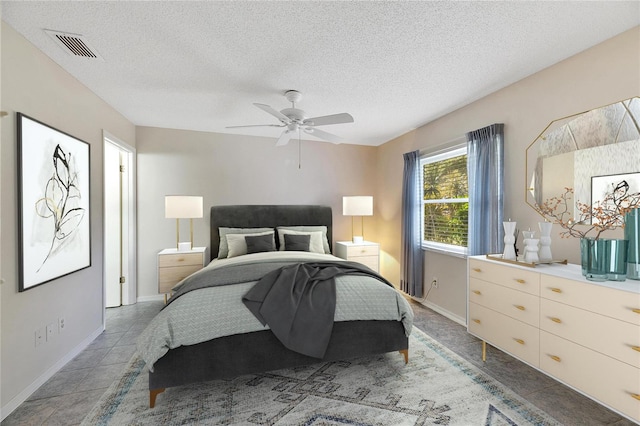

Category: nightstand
[335, 241, 379, 273]
[157, 247, 207, 302]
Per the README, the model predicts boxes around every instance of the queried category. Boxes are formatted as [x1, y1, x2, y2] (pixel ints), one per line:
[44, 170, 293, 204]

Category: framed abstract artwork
[17, 113, 91, 291]
[591, 171, 640, 225]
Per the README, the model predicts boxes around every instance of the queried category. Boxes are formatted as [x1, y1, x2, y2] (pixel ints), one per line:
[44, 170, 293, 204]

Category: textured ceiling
[2, 1, 639, 146]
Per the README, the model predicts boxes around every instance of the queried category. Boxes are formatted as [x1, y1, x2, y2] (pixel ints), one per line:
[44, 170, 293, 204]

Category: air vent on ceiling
[44, 29, 104, 61]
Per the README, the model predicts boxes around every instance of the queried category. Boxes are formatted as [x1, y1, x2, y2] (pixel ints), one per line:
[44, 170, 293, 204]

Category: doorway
[103, 132, 136, 309]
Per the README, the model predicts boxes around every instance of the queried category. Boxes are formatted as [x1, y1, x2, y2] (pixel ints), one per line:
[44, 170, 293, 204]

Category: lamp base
[178, 242, 192, 251]
[352, 236, 364, 244]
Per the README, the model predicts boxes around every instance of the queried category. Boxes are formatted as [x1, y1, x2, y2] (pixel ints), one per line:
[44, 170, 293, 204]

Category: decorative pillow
[217, 227, 273, 258]
[245, 234, 276, 254]
[277, 226, 330, 253]
[284, 234, 311, 251]
[277, 229, 324, 254]
[226, 231, 275, 258]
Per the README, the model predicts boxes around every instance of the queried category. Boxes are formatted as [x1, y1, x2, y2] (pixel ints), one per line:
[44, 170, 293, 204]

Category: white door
[104, 142, 123, 307]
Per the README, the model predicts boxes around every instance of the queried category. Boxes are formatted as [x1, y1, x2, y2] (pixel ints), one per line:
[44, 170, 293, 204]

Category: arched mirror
[526, 97, 640, 221]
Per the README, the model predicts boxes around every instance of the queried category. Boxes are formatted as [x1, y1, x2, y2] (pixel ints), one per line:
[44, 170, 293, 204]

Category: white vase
[503, 221, 517, 260]
[522, 230, 539, 264]
[538, 221, 553, 262]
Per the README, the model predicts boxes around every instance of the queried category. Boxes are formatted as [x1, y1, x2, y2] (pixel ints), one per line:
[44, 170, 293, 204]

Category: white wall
[0, 23, 135, 415]
[136, 126, 377, 298]
[375, 26, 640, 321]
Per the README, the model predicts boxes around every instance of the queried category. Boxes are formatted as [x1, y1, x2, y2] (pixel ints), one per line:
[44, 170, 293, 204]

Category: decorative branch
[534, 181, 640, 240]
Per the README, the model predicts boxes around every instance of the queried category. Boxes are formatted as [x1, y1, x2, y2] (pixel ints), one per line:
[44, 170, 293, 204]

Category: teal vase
[580, 238, 607, 281]
[605, 239, 628, 281]
[625, 208, 640, 280]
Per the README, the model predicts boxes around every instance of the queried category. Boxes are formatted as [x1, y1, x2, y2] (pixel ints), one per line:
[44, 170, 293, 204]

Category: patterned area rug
[82, 328, 559, 425]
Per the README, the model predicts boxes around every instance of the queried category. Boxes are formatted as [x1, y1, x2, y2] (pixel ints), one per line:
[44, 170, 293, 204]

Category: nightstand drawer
[158, 265, 201, 292]
[356, 255, 379, 272]
[159, 252, 203, 267]
[345, 245, 378, 257]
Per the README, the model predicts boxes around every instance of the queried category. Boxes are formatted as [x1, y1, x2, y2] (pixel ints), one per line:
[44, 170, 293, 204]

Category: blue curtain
[401, 150, 423, 297]
[467, 123, 505, 256]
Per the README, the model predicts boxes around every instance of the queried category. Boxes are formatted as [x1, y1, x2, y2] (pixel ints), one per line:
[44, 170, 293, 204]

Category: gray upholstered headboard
[210, 205, 333, 258]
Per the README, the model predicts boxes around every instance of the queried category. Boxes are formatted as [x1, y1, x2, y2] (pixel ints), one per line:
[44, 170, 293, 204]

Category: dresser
[468, 255, 640, 423]
[157, 247, 208, 302]
[335, 241, 379, 273]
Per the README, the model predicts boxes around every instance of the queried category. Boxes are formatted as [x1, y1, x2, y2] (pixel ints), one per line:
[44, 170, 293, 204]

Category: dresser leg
[482, 340, 486, 362]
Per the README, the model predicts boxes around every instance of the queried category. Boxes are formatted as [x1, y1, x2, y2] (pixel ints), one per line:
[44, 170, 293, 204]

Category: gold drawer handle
[472, 319, 481, 324]
[632, 394, 640, 401]
[514, 338, 525, 345]
[632, 346, 640, 353]
[549, 355, 561, 362]
[472, 290, 482, 295]
[515, 278, 526, 284]
[633, 308, 640, 314]
[515, 305, 525, 311]
[550, 288, 562, 293]
[473, 268, 482, 273]
[550, 317, 562, 324]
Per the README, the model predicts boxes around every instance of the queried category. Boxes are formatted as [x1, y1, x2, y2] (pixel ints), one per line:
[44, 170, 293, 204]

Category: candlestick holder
[538, 221, 553, 262]
[522, 230, 539, 264]
[503, 221, 517, 260]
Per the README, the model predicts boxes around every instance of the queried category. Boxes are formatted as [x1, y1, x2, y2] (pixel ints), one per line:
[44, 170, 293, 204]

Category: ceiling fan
[227, 90, 354, 146]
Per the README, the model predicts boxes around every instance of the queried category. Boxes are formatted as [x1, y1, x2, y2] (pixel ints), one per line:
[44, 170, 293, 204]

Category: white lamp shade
[165, 196, 203, 219]
[343, 196, 373, 216]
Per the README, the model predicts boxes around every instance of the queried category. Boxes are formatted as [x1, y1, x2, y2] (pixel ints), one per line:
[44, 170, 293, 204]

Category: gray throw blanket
[242, 261, 393, 359]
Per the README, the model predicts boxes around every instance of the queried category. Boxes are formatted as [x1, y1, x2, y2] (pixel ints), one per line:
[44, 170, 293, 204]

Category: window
[420, 146, 468, 255]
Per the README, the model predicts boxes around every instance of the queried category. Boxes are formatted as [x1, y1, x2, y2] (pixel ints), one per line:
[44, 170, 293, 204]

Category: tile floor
[1, 299, 635, 425]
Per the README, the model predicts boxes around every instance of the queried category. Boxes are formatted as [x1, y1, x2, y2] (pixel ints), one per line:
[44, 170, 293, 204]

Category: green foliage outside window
[422, 154, 468, 247]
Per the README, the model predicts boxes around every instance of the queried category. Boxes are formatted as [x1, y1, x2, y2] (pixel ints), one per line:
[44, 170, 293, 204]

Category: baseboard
[137, 294, 165, 303]
[0, 326, 104, 422]
[417, 299, 466, 326]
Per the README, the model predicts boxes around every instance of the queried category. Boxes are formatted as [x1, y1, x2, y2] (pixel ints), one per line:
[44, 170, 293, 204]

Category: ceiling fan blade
[226, 124, 285, 129]
[304, 113, 354, 127]
[254, 103, 291, 123]
[275, 130, 293, 146]
[303, 127, 344, 144]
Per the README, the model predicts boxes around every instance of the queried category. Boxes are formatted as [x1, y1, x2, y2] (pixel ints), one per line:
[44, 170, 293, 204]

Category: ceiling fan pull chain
[298, 129, 302, 169]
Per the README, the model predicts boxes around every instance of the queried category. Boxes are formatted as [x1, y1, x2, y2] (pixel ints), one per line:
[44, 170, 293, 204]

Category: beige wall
[136, 126, 377, 298]
[375, 26, 640, 321]
[0, 23, 135, 413]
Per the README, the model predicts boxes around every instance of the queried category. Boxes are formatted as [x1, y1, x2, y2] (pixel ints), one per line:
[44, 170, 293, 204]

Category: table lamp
[165, 195, 203, 250]
[343, 196, 373, 243]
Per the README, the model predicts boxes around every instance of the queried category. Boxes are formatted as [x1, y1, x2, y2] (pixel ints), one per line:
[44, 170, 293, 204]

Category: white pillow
[217, 227, 273, 258]
[278, 229, 324, 254]
[226, 231, 275, 258]
[277, 226, 330, 253]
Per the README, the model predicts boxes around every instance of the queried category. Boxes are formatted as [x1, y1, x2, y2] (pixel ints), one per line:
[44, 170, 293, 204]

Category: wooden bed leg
[150, 388, 165, 408]
[482, 340, 486, 362]
[399, 349, 409, 364]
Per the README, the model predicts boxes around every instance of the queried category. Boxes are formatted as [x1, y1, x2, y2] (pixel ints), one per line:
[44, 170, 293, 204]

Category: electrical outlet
[46, 323, 56, 341]
[433, 277, 438, 288]
[35, 328, 44, 347]
[58, 317, 66, 333]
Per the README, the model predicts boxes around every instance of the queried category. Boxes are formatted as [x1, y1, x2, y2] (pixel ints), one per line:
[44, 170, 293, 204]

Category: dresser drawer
[541, 331, 640, 422]
[469, 278, 539, 327]
[469, 259, 540, 296]
[540, 298, 640, 368]
[159, 252, 203, 267]
[469, 302, 539, 367]
[540, 275, 640, 326]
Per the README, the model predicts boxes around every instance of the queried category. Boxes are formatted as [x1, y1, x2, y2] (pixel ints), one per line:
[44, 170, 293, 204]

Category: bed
[137, 204, 413, 408]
